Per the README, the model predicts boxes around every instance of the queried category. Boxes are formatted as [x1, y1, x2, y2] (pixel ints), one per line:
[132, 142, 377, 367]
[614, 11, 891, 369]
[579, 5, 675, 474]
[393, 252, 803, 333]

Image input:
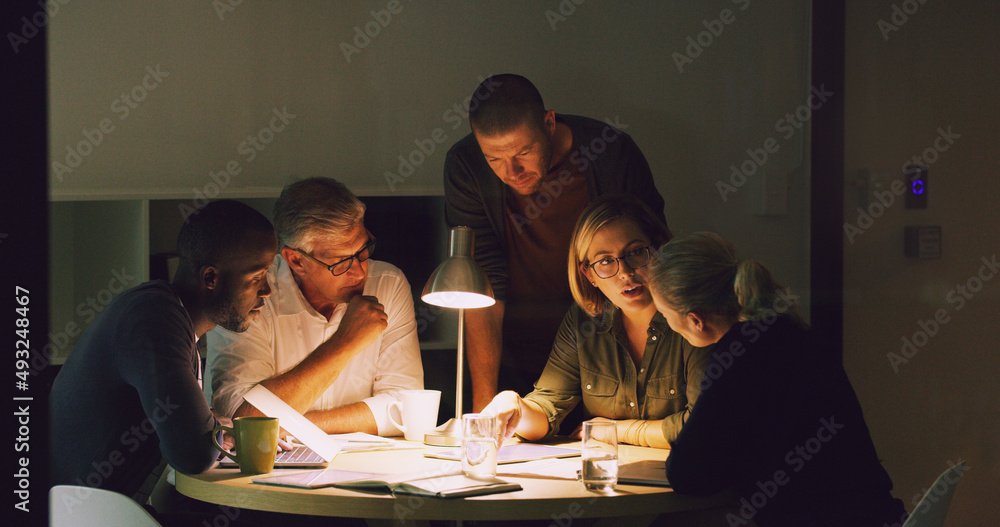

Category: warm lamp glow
[420, 226, 494, 306]
[420, 226, 495, 446]
[421, 291, 495, 309]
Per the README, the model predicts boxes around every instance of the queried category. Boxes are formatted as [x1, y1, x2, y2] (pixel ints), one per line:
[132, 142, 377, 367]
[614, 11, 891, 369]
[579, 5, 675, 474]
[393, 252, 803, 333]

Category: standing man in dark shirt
[444, 74, 668, 411]
[51, 200, 276, 507]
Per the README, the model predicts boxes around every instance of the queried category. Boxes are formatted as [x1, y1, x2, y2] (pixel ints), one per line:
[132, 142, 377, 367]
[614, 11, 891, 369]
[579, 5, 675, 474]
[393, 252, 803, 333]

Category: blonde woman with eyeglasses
[484, 195, 711, 448]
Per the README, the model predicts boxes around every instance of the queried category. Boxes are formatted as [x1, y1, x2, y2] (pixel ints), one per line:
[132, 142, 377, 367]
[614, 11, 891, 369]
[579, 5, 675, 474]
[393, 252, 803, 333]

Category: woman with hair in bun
[484, 195, 711, 448]
[647, 232, 906, 527]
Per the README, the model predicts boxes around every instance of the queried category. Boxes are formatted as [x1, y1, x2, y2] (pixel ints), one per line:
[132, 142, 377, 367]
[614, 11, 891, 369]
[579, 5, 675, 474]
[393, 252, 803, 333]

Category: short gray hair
[272, 177, 366, 252]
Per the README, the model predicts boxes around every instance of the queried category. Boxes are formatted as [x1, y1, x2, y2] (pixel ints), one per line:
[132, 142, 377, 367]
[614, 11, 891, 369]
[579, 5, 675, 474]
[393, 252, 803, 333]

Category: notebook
[617, 459, 671, 487]
[572, 459, 671, 487]
[218, 385, 342, 469]
[254, 467, 522, 498]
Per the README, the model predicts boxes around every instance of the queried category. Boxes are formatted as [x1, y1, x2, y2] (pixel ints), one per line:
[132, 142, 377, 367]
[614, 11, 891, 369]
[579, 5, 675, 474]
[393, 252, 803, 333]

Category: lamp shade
[421, 227, 495, 309]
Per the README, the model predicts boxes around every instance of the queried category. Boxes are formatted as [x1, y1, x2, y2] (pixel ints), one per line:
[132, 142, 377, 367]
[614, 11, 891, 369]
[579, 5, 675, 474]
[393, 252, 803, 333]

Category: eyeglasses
[587, 246, 651, 279]
[290, 236, 376, 276]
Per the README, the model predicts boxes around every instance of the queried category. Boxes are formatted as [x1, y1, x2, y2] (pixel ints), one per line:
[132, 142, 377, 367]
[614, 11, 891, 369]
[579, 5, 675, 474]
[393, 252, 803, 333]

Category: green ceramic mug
[212, 416, 279, 475]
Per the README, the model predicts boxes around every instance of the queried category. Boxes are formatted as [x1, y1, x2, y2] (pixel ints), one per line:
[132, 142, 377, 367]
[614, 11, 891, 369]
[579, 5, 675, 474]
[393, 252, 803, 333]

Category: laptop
[260, 433, 402, 468]
[219, 385, 342, 469]
[256, 443, 329, 468]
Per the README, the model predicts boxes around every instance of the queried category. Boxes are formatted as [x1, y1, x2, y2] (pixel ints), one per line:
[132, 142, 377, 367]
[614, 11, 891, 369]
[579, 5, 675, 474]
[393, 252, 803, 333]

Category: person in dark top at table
[646, 232, 907, 527]
[444, 73, 668, 413]
[485, 195, 710, 447]
[50, 200, 276, 518]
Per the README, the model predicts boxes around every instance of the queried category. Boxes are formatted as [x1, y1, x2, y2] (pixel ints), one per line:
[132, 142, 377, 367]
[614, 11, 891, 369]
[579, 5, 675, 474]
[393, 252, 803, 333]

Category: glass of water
[581, 419, 618, 491]
[462, 413, 498, 480]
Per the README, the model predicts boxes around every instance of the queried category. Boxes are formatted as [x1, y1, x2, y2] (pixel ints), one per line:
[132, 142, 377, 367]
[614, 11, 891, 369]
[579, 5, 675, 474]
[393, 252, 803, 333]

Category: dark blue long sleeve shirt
[51, 281, 221, 499]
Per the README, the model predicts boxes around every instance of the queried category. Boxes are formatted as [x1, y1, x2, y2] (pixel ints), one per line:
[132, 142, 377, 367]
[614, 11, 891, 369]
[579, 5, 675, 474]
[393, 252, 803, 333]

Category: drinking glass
[581, 419, 618, 491]
[461, 413, 498, 480]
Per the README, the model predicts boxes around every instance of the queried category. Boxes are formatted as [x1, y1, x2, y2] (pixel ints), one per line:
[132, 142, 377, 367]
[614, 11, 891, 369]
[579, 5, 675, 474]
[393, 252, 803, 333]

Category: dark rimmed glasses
[586, 246, 651, 279]
[290, 236, 376, 276]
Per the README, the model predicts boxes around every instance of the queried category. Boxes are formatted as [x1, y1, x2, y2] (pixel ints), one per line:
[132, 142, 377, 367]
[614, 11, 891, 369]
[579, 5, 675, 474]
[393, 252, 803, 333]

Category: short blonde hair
[568, 195, 671, 317]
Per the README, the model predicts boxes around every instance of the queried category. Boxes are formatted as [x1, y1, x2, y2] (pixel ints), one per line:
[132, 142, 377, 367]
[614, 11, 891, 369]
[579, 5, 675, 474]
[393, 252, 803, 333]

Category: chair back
[901, 461, 966, 527]
[50, 485, 162, 527]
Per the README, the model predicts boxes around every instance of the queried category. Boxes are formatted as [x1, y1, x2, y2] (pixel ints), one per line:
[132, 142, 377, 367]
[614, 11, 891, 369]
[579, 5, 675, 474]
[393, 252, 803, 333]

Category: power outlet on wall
[754, 168, 788, 216]
[854, 168, 892, 209]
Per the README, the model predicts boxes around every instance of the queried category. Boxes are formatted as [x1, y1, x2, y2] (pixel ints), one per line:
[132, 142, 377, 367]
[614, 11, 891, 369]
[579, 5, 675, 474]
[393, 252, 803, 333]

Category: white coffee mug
[388, 389, 441, 441]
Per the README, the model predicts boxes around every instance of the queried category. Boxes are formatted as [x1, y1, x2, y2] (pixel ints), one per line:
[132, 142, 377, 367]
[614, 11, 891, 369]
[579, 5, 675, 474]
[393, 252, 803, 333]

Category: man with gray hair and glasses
[206, 177, 423, 436]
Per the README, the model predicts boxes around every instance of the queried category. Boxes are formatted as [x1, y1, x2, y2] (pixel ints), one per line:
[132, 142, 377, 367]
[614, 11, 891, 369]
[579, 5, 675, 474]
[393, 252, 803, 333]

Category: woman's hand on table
[570, 417, 670, 448]
[482, 390, 523, 444]
[569, 416, 617, 440]
[616, 419, 671, 449]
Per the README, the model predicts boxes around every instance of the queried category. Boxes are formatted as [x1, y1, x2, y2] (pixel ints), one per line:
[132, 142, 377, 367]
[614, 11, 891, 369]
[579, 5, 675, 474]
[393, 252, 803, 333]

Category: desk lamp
[421, 226, 495, 446]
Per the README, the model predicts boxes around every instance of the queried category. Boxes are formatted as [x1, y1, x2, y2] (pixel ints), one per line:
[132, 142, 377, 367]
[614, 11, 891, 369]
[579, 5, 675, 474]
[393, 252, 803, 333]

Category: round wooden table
[175, 442, 733, 523]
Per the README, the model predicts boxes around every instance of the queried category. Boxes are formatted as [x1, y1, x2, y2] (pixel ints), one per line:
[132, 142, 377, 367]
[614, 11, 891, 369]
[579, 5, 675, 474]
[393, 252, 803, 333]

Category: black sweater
[443, 113, 666, 302]
[51, 281, 221, 499]
[665, 317, 906, 527]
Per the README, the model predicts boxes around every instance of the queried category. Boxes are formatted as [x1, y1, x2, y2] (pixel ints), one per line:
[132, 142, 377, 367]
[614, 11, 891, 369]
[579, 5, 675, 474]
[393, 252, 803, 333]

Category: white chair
[50, 485, 162, 527]
[901, 461, 966, 527]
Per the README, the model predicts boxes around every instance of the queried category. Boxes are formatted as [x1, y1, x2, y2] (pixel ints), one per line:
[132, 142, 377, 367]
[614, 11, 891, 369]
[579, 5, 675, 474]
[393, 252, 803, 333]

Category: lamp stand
[424, 308, 465, 446]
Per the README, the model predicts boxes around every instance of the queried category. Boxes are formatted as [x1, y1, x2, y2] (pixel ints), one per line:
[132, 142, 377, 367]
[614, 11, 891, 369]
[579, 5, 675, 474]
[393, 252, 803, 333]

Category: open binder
[253, 468, 522, 498]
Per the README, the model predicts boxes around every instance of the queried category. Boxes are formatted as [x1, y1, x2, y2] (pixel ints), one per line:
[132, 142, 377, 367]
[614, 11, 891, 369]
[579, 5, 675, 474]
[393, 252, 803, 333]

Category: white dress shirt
[205, 256, 423, 436]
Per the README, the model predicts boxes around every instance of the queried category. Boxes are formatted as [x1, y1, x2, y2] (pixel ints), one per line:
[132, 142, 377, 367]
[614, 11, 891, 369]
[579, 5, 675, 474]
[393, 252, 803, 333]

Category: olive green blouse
[523, 304, 712, 442]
